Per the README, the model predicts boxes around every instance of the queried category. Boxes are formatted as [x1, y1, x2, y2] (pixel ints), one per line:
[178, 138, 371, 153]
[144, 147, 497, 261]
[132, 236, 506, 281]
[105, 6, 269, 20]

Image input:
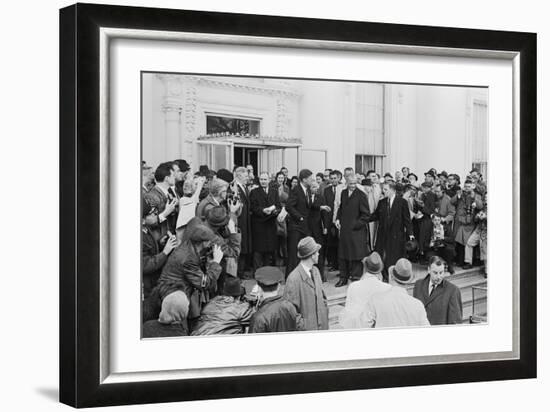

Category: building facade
[142, 73, 487, 179]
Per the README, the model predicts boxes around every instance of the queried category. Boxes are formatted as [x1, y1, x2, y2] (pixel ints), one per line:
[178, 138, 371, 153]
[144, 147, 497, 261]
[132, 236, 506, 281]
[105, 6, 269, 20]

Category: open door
[197, 140, 234, 171]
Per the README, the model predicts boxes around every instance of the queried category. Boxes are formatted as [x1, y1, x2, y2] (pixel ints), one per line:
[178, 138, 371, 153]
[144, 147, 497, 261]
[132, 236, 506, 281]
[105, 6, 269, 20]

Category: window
[206, 115, 260, 136]
[355, 83, 385, 174]
[355, 155, 384, 176]
[471, 100, 488, 179]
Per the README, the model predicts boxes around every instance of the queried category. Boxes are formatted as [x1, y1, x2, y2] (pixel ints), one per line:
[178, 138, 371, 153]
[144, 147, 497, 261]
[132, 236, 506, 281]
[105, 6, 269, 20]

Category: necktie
[168, 187, 176, 200]
[306, 189, 311, 207]
[430, 284, 437, 295]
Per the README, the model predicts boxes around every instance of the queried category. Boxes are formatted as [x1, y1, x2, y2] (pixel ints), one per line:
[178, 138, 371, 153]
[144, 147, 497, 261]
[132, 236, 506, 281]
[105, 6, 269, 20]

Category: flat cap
[254, 266, 284, 286]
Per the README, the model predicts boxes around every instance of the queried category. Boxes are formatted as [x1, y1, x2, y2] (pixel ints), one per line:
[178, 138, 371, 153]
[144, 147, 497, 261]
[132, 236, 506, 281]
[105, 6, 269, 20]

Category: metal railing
[470, 285, 488, 323]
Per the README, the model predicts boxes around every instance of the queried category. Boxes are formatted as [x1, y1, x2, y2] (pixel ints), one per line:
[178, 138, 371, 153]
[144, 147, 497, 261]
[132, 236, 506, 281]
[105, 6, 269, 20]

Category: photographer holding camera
[153, 224, 224, 326]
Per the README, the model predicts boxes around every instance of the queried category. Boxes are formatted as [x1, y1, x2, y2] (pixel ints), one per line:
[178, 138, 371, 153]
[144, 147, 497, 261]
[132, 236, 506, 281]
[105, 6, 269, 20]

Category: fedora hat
[205, 206, 230, 228]
[362, 252, 384, 274]
[389, 258, 415, 285]
[297, 236, 321, 259]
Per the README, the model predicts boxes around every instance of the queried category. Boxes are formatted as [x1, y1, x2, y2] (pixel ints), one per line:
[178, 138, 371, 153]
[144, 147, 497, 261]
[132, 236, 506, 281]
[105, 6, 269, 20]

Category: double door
[197, 140, 300, 175]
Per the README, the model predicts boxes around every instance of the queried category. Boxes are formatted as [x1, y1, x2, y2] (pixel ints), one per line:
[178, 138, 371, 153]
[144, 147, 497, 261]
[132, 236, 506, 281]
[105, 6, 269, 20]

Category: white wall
[298, 80, 350, 172]
[415, 86, 471, 178]
[385, 84, 419, 174]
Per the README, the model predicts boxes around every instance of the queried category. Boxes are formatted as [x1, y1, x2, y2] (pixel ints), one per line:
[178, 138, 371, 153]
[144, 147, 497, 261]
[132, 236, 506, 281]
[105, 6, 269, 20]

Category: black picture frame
[59, 3, 536, 408]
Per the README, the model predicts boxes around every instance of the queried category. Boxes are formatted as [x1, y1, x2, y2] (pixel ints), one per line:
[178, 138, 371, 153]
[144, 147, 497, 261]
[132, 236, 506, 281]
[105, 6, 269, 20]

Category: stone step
[324, 265, 485, 306]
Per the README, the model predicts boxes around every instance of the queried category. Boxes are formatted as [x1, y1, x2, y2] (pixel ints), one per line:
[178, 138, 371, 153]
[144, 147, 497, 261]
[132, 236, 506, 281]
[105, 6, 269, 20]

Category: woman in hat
[142, 290, 190, 338]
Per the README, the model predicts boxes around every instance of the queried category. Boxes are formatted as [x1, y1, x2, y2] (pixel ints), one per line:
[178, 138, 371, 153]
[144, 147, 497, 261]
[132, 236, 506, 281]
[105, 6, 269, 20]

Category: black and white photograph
[140, 73, 489, 337]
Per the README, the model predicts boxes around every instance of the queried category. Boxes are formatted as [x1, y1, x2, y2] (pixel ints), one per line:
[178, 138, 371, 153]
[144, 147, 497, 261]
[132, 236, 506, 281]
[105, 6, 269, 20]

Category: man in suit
[285, 169, 315, 275]
[369, 181, 414, 282]
[250, 172, 281, 269]
[283, 237, 329, 331]
[144, 162, 178, 239]
[233, 166, 253, 278]
[323, 170, 342, 270]
[413, 255, 463, 325]
[335, 175, 371, 287]
[308, 181, 331, 281]
[173, 159, 191, 197]
[365, 169, 383, 250]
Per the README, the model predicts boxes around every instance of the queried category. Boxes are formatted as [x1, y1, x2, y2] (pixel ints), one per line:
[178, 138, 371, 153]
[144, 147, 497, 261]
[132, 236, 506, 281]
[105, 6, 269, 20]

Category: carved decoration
[276, 99, 288, 138]
[184, 85, 197, 132]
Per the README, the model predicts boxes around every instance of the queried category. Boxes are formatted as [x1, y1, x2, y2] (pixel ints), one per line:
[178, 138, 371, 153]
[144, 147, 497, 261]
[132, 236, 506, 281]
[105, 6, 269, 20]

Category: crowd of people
[141, 158, 487, 336]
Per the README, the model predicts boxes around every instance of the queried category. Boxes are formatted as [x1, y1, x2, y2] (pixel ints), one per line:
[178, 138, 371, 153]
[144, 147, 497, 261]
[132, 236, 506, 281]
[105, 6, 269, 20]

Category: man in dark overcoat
[233, 166, 253, 278]
[369, 181, 414, 282]
[413, 255, 463, 325]
[250, 172, 281, 269]
[285, 169, 314, 275]
[334, 175, 370, 287]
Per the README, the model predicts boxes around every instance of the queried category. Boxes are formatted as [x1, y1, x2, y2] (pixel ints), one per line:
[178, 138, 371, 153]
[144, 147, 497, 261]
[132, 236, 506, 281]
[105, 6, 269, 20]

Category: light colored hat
[297, 236, 321, 259]
[389, 258, 416, 285]
[362, 252, 384, 274]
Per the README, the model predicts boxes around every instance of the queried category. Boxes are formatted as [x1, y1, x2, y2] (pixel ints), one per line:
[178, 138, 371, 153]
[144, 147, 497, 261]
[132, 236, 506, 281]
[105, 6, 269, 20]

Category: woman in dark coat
[335, 179, 371, 285]
[249, 176, 281, 269]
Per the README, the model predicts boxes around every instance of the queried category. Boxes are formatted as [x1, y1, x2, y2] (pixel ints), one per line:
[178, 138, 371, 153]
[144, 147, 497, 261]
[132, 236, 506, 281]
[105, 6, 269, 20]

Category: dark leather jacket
[248, 295, 304, 333]
[191, 296, 254, 335]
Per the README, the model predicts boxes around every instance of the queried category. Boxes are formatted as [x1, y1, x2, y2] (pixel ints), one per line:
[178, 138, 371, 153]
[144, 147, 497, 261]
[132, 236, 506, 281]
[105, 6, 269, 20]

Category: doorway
[234, 146, 259, 173]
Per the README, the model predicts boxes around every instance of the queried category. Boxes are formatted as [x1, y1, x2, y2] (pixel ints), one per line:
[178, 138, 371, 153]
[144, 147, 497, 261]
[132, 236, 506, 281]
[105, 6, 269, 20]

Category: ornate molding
[198, 133, 301, 145]
[160, 74, 301, 99]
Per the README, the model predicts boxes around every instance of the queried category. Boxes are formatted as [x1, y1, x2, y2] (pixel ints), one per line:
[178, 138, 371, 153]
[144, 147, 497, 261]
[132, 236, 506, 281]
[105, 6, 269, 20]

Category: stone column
[159, 75, 183, 160]
[182, 77, 198, 166]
